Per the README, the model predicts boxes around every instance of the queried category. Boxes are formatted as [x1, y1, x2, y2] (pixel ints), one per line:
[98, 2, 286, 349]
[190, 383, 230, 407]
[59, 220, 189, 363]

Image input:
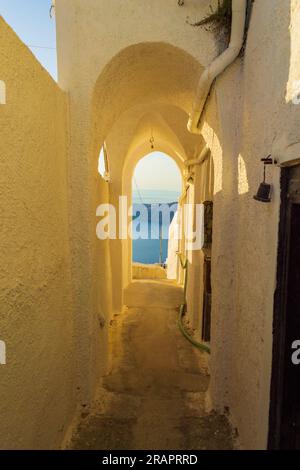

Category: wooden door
[269, 165, 300, 449]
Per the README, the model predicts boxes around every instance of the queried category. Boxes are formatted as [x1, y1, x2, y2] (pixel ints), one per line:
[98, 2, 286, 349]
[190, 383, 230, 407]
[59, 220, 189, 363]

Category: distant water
[132, 190, 180, 265]
[132, 189, 181, 205]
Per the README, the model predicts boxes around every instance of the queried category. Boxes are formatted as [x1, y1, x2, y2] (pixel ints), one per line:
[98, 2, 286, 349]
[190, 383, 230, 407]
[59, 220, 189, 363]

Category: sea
[132, 189, 180, 264]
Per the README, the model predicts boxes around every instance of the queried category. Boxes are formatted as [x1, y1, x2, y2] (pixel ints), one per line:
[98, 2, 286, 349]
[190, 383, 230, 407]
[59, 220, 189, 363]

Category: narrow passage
[70, 281, 234, 450]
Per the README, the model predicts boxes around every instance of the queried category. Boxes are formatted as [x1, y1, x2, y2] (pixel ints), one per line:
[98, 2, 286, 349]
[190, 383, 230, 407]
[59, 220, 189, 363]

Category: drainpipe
[183, 145, 210, 183]
[50, 0, 55, 18]
[188, 0, 247, 134]
[184, 145, 210, 167]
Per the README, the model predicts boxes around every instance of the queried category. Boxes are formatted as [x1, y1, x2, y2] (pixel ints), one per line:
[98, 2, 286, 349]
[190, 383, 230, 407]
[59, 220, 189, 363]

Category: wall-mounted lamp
[253, 155, 276, 203]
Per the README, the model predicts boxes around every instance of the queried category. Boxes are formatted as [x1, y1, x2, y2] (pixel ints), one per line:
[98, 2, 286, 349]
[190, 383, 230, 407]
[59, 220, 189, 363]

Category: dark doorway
[202, 201, 213, 342]
[269, 165, 300, 449]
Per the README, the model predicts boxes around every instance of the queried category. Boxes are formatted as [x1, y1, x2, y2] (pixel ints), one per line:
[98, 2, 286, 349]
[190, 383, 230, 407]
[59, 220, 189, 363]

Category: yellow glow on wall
[202, 122, 223, 195]
[238, 154, 249, 195]
[0, 80, 6, 104]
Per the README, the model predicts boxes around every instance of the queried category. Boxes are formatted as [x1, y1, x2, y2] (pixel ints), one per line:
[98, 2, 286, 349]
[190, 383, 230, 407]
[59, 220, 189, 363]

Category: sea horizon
[132, 188, 180, 205]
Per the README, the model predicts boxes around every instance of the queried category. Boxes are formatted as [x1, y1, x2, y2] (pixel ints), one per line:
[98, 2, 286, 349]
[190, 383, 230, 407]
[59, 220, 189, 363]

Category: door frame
[268, 166, 300, 449]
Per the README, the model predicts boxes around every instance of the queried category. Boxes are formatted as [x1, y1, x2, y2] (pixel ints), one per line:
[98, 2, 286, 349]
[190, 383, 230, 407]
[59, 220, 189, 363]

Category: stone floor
[69, 280, 234, 450]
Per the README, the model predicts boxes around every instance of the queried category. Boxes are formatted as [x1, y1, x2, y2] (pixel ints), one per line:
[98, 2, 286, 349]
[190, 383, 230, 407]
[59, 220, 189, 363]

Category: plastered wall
[202, 0, 299, 449]
[0, 17, 75, 449]
[186, 153, 214, 334]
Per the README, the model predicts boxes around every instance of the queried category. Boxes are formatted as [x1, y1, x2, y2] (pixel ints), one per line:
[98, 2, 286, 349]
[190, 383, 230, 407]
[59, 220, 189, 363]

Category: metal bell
[253, 182, 272, 203]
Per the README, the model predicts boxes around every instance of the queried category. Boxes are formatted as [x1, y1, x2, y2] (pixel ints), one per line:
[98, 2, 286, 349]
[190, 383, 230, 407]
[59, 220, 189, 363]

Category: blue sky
[0, 0, 57, 79]
[1, 2, 181, 192]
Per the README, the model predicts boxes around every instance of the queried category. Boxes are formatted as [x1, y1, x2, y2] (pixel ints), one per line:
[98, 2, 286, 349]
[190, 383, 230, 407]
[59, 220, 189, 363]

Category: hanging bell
[253, 155, 273, 203]
[253, 182, 272, 203]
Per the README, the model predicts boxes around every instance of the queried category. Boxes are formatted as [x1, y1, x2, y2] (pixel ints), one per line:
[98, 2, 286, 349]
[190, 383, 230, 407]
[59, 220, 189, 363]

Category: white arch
[91, 41, 203, 162]
[122, 140, 185, 288]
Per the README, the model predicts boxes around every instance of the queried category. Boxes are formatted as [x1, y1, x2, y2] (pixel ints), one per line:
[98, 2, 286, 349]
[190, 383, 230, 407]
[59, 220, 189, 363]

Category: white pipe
[179, 184, 190, 205]
[179, 146, 210, 202]
[188, 0, 247, 134]
[184, 145, 210, 167]
[50, 0, 56, 18]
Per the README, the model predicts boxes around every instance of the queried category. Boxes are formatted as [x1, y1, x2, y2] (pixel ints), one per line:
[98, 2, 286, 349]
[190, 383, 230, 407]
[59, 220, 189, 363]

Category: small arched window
[98, 143, 110, 182]
[0, 81, 6, 105]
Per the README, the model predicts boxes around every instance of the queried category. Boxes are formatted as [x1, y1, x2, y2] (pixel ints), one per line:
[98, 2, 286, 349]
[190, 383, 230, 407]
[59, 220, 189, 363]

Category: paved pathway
[70, 281, 233, 450]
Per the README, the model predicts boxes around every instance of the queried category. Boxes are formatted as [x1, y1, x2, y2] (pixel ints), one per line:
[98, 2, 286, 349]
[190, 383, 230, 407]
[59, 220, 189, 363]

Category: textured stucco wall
[202, 0, 299, 449]
[0, 18, 75, 449]
[55, 0, 217, 91]
[186, 154, 214, 333]
[133, 264, 167, 281]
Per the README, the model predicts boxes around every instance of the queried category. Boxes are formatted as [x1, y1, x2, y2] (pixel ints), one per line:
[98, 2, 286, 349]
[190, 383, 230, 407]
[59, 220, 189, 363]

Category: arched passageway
[69, 39, 229, 450]
[89, 43, 206, 324]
